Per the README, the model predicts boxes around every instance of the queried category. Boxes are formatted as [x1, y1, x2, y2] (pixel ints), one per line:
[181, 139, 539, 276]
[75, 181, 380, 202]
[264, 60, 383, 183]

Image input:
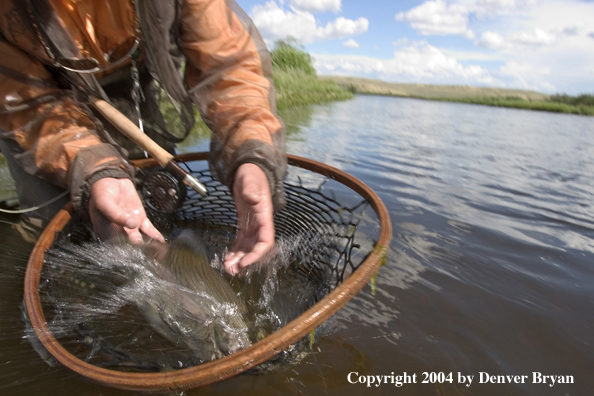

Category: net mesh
[171, 160, 373, 288]
[35, 158, 382, 377]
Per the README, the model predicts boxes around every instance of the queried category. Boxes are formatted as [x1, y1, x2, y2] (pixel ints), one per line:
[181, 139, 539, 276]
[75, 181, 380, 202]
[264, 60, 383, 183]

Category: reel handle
[89, 96, 207, 196]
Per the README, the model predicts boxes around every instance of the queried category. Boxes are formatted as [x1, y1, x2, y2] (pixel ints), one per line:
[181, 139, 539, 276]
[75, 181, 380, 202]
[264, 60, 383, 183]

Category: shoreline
[319, 76, 594, 117]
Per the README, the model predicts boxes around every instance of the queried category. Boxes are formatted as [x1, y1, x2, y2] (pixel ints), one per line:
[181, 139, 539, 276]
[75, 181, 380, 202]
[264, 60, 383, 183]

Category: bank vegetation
[271, 40, 353, 109]
[322, 76, 594, 116]
[181, 41, 354, 142]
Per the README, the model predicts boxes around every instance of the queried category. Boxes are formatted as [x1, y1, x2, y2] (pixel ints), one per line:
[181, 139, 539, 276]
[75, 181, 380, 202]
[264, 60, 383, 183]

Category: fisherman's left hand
[224, 163, 275, 275]
[89, 177, 164, 244]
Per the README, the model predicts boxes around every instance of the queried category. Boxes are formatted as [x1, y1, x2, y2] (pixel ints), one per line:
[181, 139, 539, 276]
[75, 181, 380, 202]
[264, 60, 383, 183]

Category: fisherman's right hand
[224, 163, 275, 275]
[89, 177, 164, 244]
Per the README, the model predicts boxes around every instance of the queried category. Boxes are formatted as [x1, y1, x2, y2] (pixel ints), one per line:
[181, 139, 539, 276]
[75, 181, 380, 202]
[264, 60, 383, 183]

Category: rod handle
[89, 96, 173, 168]
[89, 96, 208, 196]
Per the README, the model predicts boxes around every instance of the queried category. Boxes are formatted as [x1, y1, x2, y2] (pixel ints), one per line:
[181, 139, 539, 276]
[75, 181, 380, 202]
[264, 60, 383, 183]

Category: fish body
[139, 230, 253, 362]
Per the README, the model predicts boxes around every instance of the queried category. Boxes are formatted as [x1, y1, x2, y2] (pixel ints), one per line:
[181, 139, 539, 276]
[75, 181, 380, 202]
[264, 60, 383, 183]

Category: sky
[235, 0, 594, 95]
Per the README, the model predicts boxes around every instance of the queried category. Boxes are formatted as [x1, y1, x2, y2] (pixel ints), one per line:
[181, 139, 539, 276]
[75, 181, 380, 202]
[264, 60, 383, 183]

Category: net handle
[24, 153, 392, 392]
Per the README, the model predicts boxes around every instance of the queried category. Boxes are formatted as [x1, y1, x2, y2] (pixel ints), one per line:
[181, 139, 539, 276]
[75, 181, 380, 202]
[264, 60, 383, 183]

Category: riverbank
[270, 41, 353, 110]
[320, 76, 594, 116]
[273, 69, 353, 110]
[182, 70, 354, 143]
[183, 42, 354, 140]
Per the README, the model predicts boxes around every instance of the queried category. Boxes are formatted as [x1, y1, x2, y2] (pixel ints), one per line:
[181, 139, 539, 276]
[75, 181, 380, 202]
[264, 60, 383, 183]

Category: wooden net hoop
[24, 153, 391, 392]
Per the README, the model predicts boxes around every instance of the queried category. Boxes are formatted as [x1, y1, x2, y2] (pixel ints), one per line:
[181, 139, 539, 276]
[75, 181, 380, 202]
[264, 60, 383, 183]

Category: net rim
[24, 152, 392, 392]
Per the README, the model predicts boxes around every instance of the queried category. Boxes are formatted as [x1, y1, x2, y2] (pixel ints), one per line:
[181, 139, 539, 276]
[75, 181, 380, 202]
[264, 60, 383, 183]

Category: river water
[1, 95, 593, 395]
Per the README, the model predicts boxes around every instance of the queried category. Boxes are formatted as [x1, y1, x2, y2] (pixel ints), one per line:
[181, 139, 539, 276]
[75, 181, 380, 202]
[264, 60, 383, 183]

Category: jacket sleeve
[0, 39, 134, 213]
[179, 0, 287, 212]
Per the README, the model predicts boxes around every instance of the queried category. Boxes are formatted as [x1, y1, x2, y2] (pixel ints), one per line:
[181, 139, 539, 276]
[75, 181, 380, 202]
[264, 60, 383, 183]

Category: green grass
[175, 67, 352, 146]
[323, 75, 594, 116]
[273, 69, 353, 110]
[549, 94, 594, 107]
[271, 40, 353, 109]
[271, 39, 316, 76]
[176, 41, 353, 144]
[425, 96, 594, 116]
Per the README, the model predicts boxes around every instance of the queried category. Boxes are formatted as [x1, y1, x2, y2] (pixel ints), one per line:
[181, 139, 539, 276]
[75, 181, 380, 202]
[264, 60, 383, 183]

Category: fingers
[224, 234, 274, 275]
[224, 163, 276, 275]
[224, 252, 243, 276]
[89, 177, 164, 244]
[223, 236, 250, 274]
[95, 206, 161, 244]
[124, 226, 144, 244]
[238, 240, 272, 269]
[121, 214, 164, 244]
[122, 217, 164, 245]
[139, 218, 165, 242]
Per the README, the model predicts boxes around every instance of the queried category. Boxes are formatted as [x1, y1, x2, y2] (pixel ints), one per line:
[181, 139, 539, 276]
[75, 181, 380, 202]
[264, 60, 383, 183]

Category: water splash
[37, 228, 333, 372]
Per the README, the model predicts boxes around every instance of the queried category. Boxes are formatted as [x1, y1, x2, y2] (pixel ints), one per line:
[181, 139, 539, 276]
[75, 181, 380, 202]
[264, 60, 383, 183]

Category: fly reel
[140, 170, 186, 214]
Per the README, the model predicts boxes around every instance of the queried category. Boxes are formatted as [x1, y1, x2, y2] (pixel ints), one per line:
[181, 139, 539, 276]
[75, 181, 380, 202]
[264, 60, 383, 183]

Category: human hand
[89, 177, 164, 244]
[224, 163, 275, 275]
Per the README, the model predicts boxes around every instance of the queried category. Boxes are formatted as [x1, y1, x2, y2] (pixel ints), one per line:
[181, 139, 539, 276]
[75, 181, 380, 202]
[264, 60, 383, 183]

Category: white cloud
[312, 44, 569, 92]
[511, 28, 558, 46]
[441, 49, 504, 61]
[343, 39, 359, 48]
[561, 21, 586, 36]
[500, 61, 550, 77]
[478, 28, 558, 49]
[395, 0, 474, 38]
[478, 31, 506, 49]
[314, 41, 494, 85]
[290, 0, 341, 13]
[395, 0, 541, 39]
[250, 1, 367, 44]
[250, 1, 318, 44]
[317, 17, 369, 40]
[477, 22, 591, 50]
[253, 0, 594, 94]
[500, 61, 552, 90]
[471, 0, 539, 19]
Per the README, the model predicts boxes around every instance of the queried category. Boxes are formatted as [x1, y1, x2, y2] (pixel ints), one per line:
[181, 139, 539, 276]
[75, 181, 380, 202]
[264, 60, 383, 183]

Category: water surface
[1, 95, 594, 395]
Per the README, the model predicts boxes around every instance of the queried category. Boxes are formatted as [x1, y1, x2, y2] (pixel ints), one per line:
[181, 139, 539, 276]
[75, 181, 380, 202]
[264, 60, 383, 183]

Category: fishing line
[0, 190, 69, 214]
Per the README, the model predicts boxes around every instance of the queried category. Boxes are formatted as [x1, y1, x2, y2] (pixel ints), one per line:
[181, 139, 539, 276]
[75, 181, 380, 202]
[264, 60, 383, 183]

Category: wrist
[82, 169, 133, 216]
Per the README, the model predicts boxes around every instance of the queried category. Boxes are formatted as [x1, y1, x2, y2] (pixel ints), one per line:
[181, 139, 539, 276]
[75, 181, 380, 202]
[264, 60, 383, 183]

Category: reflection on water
[278, 105, 316, 139]
[173, 104, 318, 153]
[2, 95, 594, 395]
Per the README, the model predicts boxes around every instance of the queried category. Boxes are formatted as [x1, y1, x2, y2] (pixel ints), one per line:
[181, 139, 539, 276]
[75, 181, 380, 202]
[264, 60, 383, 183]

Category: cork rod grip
[89, 96, 208, 196]
[89, 96, 173, 168]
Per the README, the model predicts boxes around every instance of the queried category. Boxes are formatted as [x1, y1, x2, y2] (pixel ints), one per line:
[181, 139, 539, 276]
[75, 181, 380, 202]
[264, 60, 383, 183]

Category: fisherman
[0, 0, 287, 275]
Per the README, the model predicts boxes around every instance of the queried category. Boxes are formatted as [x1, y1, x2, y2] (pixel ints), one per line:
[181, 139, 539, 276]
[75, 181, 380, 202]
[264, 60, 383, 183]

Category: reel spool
[140, 170, 186, 214]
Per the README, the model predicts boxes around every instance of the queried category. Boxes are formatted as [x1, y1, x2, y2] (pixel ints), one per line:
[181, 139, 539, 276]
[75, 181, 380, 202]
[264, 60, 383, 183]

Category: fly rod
[88, 96, 208, 196]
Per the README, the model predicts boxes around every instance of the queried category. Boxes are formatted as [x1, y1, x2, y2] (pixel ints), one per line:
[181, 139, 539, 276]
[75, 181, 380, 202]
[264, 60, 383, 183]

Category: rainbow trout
[139, 230, 253, 362]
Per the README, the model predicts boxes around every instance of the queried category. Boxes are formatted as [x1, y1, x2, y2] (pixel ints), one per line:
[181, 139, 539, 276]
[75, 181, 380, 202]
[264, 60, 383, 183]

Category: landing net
[24, 153, 391, 392]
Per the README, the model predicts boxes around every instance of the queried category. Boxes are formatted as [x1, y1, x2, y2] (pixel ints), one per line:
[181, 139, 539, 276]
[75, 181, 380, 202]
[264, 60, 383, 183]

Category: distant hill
[319, 76, 550, 101]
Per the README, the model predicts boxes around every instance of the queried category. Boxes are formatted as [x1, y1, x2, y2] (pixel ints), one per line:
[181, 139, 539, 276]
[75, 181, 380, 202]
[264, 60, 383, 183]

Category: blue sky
[236, 0, 594, 95]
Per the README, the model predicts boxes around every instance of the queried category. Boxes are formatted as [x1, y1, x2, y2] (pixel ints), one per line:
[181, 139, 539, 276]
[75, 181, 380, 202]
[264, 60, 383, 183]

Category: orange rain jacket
[0, 0, 286, 217]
